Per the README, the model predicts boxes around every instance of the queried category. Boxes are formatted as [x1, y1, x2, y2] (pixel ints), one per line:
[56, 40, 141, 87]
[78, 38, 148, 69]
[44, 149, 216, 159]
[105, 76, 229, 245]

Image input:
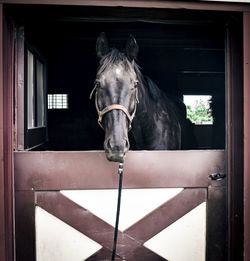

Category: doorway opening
[8, 4, 226, 151]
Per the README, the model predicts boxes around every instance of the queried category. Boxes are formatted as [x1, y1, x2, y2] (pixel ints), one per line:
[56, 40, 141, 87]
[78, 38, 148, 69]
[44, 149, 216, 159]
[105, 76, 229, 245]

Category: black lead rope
[111, 162, 124, 261]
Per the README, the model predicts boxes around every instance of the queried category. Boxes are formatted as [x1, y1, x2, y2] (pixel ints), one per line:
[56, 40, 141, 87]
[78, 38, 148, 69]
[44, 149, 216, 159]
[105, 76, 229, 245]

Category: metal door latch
[209, 172, 226, 181]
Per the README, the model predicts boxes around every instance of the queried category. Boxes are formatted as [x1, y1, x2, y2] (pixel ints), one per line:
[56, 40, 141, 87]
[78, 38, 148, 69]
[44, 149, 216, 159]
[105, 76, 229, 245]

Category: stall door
[14, 150, 226, 261]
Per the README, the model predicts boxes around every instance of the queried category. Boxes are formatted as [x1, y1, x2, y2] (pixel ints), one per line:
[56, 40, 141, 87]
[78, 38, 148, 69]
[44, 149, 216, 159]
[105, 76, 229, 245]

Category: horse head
[91, 32, 139, 162]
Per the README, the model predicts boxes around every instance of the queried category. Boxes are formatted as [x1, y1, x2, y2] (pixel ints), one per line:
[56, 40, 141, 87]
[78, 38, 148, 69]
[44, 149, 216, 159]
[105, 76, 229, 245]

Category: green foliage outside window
[186, 99, 213, 124]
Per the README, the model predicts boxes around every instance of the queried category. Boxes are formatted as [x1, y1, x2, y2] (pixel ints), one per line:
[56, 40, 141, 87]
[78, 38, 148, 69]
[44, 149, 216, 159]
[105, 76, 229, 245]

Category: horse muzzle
[104, 138, 129, 162]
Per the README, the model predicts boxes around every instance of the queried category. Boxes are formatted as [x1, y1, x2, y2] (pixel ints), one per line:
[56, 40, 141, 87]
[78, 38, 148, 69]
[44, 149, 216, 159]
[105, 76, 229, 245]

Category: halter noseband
[90, 83, 139, 130]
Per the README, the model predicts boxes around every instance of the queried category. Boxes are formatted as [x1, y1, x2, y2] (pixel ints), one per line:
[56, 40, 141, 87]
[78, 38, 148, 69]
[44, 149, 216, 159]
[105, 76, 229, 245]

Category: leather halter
[90, 83, 139, 129]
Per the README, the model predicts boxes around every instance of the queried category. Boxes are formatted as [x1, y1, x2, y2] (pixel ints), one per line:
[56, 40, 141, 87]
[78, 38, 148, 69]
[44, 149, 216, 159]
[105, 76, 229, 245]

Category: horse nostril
[125, 139, 130, 151]
[104, 137, 129, 162]
[105, 137, 129, 152]
[105, 138, 113, 150]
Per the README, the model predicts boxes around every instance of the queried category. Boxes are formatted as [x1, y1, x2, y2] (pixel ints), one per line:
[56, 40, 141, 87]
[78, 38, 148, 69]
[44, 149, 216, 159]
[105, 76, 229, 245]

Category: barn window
[48, 94, 68, 109]
[15, 26, 48, 151]
[183, 95, 213, 125]
[27, 49, 46, 128]
[23, 45, 48, 149]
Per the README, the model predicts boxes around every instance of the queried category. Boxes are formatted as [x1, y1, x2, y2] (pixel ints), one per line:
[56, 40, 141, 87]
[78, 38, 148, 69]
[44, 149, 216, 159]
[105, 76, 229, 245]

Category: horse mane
[143, 76, 163, 102]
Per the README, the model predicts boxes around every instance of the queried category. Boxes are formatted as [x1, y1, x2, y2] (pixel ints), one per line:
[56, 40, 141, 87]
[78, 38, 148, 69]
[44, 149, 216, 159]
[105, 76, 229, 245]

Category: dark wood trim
[15, 191, 36, 261]
[1, 0, 250, 12]
[0, 5, 6, 261]
[14, 150, 225, 190]
[3, 14, 15, 261]
[88, 247, 166, 261]
[0, 7, 15, 261]
[243, 11, 250, 261]
[226, 15, 244, 261]
[207, 182, 227, 261]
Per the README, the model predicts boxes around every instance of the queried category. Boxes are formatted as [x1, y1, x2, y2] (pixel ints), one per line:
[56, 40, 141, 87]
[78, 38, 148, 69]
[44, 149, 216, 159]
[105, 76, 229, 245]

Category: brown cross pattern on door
[36, 188, 206, 260]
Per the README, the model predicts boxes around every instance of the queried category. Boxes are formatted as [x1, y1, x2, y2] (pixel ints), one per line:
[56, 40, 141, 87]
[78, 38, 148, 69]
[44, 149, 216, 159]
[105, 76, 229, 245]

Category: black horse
[90, 32, 195, 162]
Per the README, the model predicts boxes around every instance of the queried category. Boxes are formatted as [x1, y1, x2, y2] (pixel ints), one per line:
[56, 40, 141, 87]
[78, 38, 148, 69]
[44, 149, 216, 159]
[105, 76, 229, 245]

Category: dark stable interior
[8, 5, 226, 150]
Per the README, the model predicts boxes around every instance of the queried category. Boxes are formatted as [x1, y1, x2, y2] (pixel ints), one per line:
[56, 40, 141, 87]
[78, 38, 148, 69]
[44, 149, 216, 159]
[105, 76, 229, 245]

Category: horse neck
[131, 76, 163, 149]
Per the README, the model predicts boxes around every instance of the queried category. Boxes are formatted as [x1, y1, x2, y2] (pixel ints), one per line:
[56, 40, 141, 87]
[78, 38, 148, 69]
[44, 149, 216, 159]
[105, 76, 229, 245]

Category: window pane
[27, 50, 35, 128]
[48, 94, 68, 109]
[36, 60, 45, 126]
[183, 95, 213, 125]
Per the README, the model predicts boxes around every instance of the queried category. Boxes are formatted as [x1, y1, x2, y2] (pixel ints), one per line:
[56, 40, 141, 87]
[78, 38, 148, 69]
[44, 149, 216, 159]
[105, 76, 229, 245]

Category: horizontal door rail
[14, 150, 225, 190]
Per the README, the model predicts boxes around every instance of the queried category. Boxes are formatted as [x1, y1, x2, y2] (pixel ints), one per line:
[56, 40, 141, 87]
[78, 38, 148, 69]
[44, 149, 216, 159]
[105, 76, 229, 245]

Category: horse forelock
[96, 49, 141, 80]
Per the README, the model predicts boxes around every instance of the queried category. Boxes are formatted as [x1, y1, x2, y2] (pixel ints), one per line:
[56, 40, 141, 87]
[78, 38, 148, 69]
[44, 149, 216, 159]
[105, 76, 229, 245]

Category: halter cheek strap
[94, 91, 138, 130]
[90, 85, 138, 130]
[97, 103, 136, 129]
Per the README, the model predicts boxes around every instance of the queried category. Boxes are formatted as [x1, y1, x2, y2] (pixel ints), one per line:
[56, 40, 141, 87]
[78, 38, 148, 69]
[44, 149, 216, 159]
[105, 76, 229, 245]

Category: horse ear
[96, 32, 109, 58]
[126, 35, 139, 60]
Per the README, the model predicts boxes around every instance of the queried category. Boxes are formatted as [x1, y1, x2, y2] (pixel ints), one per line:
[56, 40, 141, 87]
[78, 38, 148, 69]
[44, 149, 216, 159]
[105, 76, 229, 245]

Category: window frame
[25, 45, 47, 129]
[24, 44, 47, 149]
[15, 26, 48, 150]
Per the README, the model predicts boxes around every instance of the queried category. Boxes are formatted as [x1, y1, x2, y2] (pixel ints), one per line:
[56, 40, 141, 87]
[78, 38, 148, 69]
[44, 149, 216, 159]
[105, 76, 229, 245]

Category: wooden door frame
[0, 1, 249, 260]
[0, 5, 15, 261]
[243, 12, 250, 261]
[226, 14, 244, 261]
